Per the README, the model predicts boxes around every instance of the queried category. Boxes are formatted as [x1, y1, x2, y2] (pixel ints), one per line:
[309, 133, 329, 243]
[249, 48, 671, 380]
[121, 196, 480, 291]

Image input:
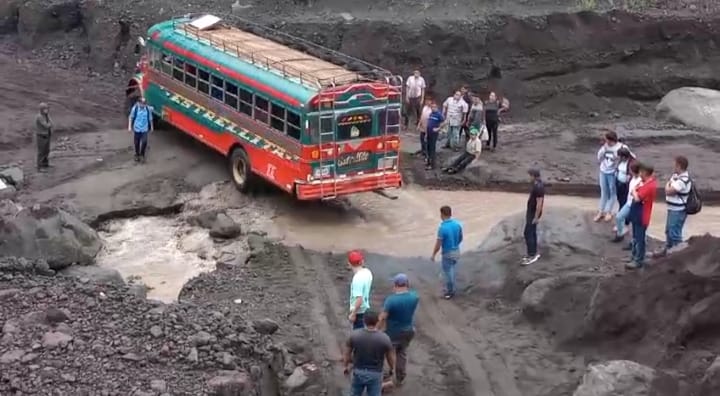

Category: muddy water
[270, 186, 720, 256]
[95, 217, 215, 302]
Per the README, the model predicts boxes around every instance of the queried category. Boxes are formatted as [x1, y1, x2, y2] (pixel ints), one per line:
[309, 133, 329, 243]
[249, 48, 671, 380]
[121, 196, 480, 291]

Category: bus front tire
[229, 148, 253, 193]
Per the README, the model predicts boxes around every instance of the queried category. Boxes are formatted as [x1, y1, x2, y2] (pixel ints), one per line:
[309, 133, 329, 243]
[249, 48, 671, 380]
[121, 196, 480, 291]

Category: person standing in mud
[522, 168, 545, 266]
[483, 92, 508, 151]
[431, 205, 463, 299]
[378, 273, 419, 387]
[416, 98, 433, 159]
[425, 102, 446, 171]
[612, 161, 641, 243]
[595, 131, 632, 222]
[35, 102, 53, 172]
[128, 97, 154, 163]
[343, 310, 395, 396]
[347, 250, 373, 330]
[404, 69, 426, 130]
[655, 155, 693, 257]
[626, 163, 657, 269]
[442, 90, 468, 151]
[459, 85, 473, 143]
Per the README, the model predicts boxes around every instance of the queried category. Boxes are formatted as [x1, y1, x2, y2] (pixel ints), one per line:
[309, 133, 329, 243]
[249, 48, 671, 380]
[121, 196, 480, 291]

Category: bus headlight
[313, 165, 333, 179]
[378, 157, 397, 170]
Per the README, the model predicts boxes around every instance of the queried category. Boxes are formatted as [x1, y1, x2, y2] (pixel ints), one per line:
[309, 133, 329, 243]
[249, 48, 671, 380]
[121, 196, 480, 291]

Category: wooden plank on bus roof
[184, 23, 361, 86]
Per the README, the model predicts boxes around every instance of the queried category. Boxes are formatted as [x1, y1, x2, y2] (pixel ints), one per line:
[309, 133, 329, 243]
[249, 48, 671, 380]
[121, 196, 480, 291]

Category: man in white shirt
[404, 70, 426, 130]
[657, 155, 692, 256]
[442, 91, 468, 151]
[443, 127, 482, 174]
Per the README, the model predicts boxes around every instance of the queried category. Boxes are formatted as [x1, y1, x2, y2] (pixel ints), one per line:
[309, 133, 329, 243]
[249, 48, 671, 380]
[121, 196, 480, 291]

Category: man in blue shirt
[425, 102, 446, 170]
[431, 205, 463, 299]
[378, 273, 419, 387]
[127, 97, 154, 163]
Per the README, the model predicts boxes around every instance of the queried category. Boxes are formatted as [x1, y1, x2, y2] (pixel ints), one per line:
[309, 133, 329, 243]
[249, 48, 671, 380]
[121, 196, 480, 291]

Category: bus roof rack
[171, 13, 396, 90]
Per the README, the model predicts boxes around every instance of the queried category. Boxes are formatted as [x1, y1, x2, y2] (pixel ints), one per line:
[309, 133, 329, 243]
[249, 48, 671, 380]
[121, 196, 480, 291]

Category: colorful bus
[127, 14, 403, 200]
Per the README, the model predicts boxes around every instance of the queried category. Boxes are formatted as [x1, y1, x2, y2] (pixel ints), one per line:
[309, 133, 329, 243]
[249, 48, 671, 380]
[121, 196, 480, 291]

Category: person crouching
[442, 127, 483, 174]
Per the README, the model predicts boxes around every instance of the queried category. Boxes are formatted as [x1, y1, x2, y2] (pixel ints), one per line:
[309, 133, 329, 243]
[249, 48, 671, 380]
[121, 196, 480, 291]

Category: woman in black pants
[615, 148, 633, 208]
[484, 92, 508, 151]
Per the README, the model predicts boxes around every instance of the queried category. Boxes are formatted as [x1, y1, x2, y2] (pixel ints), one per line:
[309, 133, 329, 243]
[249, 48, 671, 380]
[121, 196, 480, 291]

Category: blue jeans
[524, 218, 538, 256]
[448, 125, 461, 149]
[419, 132, 427, 156]
[631, 220, 647, 266]
[441, 254, 458, 295]
[598, 171, 617, 213]
[615, 201, 632, 236]
[665, 209, 687, 249]
[351, 368, 383, 396]
[133, 131, 148, 157]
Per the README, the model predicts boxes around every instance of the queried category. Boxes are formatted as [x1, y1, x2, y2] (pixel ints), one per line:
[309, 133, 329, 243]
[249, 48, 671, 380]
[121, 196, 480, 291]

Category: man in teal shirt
[379, 273, 419, 387]
[348, 250, 373, 329]
[431, 205, 463, 299]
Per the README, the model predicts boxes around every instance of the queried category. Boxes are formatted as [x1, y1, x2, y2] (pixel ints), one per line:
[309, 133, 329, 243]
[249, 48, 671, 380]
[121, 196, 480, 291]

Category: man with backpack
[127, 97, 154, 163]
[655, 155, 702, 257]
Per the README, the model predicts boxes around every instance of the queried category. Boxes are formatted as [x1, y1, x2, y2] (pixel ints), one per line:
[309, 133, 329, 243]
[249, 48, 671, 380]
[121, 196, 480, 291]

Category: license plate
[336, 151, 370, 168]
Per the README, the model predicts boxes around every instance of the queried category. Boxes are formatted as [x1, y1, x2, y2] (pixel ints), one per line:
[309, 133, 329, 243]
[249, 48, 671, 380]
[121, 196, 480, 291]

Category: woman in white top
[595, 131, 633, 222]
[416, 98, 433, 158]
[612, 161, 641, 242]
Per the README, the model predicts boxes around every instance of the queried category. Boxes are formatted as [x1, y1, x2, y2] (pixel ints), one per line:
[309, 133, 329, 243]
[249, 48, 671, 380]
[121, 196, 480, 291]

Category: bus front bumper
[295, 172, 402, 200]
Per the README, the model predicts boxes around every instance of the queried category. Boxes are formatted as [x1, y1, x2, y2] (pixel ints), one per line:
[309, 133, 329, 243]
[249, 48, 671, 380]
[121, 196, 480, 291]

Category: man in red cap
[347, 250, 374, 330]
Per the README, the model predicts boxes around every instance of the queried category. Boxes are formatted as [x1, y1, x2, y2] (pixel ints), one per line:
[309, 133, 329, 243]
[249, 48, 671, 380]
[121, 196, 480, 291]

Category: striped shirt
[666, 171, 692, 211]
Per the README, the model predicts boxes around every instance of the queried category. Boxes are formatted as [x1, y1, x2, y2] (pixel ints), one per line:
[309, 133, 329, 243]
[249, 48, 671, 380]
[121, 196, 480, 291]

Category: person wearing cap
[127, 97, 154, 163]
[522, 168, 545, 265]
[35, 102, 53, 171]
[343, 310, 395, 396]
[347, 250, 374, 330]
[378, 273, 419, 386]
[432, 205, 463, 299]
[442, 126, 483, 174]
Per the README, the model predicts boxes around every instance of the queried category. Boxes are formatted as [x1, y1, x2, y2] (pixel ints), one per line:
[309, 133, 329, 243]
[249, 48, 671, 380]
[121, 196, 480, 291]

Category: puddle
[95, 216, 215, 302]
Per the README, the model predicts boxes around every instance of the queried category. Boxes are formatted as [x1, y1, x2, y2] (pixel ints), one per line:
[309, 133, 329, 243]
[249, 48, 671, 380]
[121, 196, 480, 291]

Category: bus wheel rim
[233, 159, 246, 185]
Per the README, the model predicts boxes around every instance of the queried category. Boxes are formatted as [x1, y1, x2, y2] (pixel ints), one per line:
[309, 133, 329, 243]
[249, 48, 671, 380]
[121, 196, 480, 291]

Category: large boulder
[60, 265, 125, 286]
[0, 166, 24, 188]
[656, 87, 720, 132]
[573, 360, 680, 396]
[0, 203, 102, 270]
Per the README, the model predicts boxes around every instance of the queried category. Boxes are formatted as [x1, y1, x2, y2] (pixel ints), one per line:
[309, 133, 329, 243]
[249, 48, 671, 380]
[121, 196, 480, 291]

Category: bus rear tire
[229, 147, 254, 193]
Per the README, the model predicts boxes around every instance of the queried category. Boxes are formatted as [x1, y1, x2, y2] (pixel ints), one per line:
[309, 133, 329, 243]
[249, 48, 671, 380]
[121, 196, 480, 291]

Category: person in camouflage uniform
[36, 102, 53, 171]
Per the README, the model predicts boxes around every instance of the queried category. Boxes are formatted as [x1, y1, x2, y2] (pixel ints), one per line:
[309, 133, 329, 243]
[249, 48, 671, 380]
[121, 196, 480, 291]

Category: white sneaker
[522, 254, 541, 266]
[520, 256, 530, 265]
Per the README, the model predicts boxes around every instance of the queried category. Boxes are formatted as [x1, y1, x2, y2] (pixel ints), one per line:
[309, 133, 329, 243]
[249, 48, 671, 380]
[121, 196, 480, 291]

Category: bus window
[238, 88, 252, 116]
[210, 75, 224, 101]
[160, 53, 173, 75]
[254, 96, 269, 124]
[225, 81, 238, 109]
[270, 104, 285, 132]
[172, 58, 185, 82]
[337, 112, 372, 140]
[197, 69, 210, 94]
[184, 64, 197, 89]
[287, 111, 301, 140]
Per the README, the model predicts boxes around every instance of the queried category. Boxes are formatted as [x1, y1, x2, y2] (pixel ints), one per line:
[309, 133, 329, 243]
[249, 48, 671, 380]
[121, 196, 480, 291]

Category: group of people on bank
[593, 130, 701, 269]
[403, 69, 510, 172]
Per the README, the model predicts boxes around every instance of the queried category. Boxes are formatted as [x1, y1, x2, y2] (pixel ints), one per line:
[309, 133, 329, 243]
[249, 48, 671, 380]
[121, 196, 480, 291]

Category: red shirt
[635, 177, 657, 227]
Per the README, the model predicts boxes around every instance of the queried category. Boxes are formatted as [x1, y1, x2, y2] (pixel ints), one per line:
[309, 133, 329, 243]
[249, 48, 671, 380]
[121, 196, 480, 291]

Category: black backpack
[680, 176, 702, 215]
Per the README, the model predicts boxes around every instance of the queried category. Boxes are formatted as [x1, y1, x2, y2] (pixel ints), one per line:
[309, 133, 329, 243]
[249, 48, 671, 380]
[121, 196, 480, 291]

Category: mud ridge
[89, 203, 185, 228]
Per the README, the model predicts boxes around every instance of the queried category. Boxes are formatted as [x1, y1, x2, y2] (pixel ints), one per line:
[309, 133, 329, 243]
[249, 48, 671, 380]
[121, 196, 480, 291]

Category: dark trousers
[133, 131, 148, 157]
[631, 220, 647, 265]
[524, 217, 538, 256]
[616, 181, 629, 209]
[426, 132, 439, 168]
[390, 330, 415, 383]
[449, 152, 475, 172]
[352, 313, 365, 330]
[486, 119, 499, 148]
[460, 124, 470, 142]
[403, 97, 422, 128]
[36, 134, 51, 168]
[419, 132, 427, 156]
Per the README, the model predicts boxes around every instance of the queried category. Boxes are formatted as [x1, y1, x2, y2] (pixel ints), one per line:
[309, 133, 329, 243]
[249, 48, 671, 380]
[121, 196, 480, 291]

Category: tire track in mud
[286, 245, 349, 394]
[412, 275, 523, 396]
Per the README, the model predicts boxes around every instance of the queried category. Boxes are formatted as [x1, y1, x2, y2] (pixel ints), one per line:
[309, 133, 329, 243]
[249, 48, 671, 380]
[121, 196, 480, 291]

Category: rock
[699, 356, 720, 395]
[0, 256, 54, 275]
[246, 234, 267, 253]
[0, 349, 25, 364]
[60, 266, 124, 286]
[42, 331, 73, 349]
[0, 166, 24, 188]
[0, 287, 21, 300]
[0, 204, 102, 270]
[128, 283, 148, 299]
[149, 325, 163, 338]
[252, 318, 279, 335]
[190, 210, 222, 229]
[521, 274, 606, 321]
[573, 360, 656, 396]
[187, 347, 199, 363]
[61, 373, 76, 383]
[190, 331, 216, 346]
[656, 87, 720, 132]
[216, 252, 250, 270]
[207, 370, 253, 396]
[285, 366, 309, 390]
[209, 213, 242, 239]
[44, 308, 69, 324]
[150, 379, 167, 393]
[2, 319, 19, 334]
[220, 352, 235, 369]
[0, 182, 16, 199]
